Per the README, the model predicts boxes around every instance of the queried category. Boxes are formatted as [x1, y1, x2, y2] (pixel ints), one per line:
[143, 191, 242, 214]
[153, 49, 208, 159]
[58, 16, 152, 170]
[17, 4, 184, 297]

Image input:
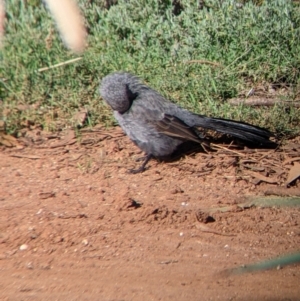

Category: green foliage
[0, 0, 299, 134]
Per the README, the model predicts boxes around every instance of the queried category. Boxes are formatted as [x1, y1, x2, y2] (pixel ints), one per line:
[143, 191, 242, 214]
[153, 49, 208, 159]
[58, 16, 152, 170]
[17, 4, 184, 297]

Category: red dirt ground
[0, 127, 299, 301]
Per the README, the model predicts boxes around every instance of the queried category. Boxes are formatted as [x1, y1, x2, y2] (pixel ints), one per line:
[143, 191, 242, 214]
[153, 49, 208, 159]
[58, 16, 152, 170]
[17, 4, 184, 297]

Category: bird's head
[99, 72, 139, 114]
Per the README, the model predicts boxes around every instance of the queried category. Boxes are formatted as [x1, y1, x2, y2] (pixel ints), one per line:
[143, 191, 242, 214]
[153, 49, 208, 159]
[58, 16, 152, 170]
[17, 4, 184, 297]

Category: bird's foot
[127, 154, 153, 174]
[128, 166, 146, 174]
[135, 156, 147, 162]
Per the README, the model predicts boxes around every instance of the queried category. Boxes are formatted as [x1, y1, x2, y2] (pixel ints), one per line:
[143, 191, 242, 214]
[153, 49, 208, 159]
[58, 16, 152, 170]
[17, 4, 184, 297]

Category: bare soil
[0, 127, 299, 301]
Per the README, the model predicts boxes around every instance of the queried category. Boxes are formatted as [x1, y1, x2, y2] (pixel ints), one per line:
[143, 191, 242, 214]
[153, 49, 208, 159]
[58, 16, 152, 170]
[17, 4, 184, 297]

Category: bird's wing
[154, 114, 201, 143]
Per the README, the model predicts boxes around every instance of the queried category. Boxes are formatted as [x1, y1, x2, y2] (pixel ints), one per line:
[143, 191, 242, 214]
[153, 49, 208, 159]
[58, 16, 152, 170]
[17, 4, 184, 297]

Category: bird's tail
[194, 115, 276, 147]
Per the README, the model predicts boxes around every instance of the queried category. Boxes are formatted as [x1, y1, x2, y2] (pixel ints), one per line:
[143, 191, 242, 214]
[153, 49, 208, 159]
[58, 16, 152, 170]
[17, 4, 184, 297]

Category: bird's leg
[135, 155, 147, 162]
[128, 154, 153, 174]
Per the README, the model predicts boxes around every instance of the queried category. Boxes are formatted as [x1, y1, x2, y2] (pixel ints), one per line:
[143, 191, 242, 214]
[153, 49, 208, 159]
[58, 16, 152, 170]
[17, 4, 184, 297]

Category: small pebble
[36, 209, 43, 215]
[19, 244, 29, 251]
[26, 262, 34, 269]
[82, 239, 89, 246]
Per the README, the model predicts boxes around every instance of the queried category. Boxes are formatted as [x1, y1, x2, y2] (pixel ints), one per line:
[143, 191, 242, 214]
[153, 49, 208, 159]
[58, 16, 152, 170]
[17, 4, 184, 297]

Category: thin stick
[210, 143, 246, 157]
[228, 97, 300, 107]
[10, 154, 42, 160]
[185, 60, 222, 67]
[195, 224, 236, 237]
[37, 57, 82, 72]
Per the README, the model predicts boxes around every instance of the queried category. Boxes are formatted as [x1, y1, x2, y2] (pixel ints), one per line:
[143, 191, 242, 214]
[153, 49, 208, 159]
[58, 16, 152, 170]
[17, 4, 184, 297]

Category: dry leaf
[0, 133, 21, 147]
[286, 163, 300, 186]
[283, 157, 300, 165]
[245, 170, 278, 184]
[73, 107, 88, 127]
[47, 130, 76, 148]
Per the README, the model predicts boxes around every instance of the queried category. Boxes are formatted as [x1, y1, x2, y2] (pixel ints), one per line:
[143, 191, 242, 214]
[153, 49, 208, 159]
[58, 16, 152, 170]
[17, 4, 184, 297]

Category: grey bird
[100, 72, 276, 173]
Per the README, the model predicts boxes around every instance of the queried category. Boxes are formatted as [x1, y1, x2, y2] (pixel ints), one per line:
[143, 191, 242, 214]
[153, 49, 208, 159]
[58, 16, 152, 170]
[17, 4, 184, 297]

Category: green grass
[1, 0, 300, 136]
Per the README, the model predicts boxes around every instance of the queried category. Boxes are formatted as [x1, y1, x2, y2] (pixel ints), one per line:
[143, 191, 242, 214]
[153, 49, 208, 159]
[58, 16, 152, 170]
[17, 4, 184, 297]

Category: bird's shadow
[157, 135, 277, 164]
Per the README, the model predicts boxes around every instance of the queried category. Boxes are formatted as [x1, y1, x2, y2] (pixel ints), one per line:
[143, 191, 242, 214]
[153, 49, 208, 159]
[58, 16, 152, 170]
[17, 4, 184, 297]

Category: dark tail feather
[196, 116, 277, 147]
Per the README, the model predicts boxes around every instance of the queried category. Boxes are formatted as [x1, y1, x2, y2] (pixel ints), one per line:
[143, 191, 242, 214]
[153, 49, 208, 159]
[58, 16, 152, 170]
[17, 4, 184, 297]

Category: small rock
[82, 239, 89, 246]
[20, 244, 29, 251]
[195, 210, 215, 223]
[53, 236, 64, 243]
[26, 262, 34, 269]
[30, 233, 38, 239]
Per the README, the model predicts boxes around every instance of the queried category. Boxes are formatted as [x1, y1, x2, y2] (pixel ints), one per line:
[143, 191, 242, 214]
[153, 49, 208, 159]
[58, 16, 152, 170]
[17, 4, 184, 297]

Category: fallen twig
[195, 223, 236, 237]
[228, 97, 300, 107]
[184, 60, 222, 67]
[9, 154, 42, 160]
[37, 57, 82, 72]
[210, 143, 246, 157]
